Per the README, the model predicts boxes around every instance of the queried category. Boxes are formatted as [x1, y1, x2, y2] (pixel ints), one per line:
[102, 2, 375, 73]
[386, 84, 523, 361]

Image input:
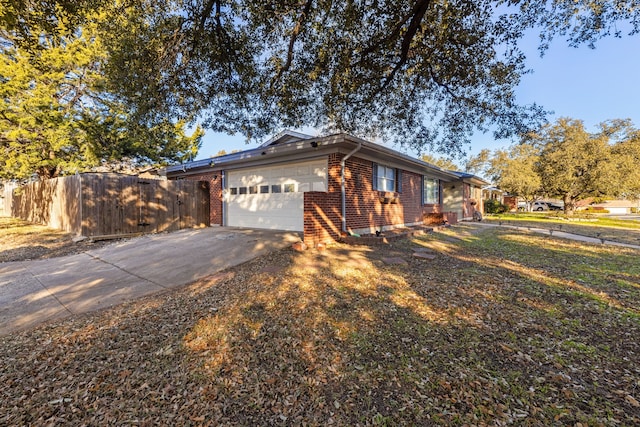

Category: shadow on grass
[179, 231, 639, 425]
[1, 226, 638, 425]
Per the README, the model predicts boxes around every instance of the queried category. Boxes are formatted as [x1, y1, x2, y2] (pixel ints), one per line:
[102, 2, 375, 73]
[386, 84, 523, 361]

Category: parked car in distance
[531, 201, 564, 211]
[531, 201, 549, 211]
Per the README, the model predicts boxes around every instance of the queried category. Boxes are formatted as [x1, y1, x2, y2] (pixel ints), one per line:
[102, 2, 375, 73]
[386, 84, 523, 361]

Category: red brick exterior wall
[304, 192, 342, 246]
[182, 172, 223, 226]
[303, 153, 450, 246]
[302, 153, 342, 246]
[444, 211, 458, 224]
[503, 196, 517, 212]
[176, 153, 455, 245]
[341, 156, 442, 232]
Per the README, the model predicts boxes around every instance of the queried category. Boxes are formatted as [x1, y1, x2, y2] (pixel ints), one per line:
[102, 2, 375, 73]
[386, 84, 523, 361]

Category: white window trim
[423, 176, 440, 205]
[374, 163, 398, 192]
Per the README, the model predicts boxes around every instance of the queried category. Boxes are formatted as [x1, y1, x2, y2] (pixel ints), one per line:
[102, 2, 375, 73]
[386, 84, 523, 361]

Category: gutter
[341, 141, 362, 233]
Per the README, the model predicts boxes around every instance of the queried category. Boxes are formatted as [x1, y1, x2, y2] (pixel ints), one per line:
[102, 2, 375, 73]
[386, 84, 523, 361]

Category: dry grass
[1, 223, 639, 425]
[484, 213, 640, 246]
[0, 217, 116, 262]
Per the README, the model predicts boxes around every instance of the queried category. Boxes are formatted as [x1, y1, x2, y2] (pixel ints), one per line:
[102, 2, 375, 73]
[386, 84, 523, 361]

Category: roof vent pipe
[341, 142, 362, 233]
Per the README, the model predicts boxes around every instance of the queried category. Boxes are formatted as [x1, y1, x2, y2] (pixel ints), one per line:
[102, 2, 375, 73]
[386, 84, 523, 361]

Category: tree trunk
[36, 165, 59, 180]
[563, 193, 574, 215]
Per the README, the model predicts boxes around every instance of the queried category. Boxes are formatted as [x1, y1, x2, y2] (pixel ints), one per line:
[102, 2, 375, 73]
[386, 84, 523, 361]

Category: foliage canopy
[0, 4, 203, 179]
[2, 0, 639, 178]
[469, 118, 640, 211]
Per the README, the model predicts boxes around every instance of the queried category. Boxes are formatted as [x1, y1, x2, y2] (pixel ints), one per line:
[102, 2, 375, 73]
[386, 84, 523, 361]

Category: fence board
[10, 173, 209, 236]
[10, 176, 81, 233]
[1, 183, 18, 217]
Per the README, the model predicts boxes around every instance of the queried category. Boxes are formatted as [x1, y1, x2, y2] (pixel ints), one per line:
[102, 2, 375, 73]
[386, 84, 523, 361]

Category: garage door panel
[227, 160, 326, 231]
[230, 194, 300, 212]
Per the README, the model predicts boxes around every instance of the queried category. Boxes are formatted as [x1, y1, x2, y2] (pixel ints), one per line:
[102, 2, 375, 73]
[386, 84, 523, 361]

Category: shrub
[582, 207, 610, 214]
[484, 199, 508, 214]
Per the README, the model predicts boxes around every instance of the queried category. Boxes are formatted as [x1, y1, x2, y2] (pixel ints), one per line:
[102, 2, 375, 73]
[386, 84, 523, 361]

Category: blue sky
[195, 31, 640, 162]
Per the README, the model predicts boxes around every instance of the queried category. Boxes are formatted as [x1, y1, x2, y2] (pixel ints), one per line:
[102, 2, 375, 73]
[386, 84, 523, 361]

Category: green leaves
[535, 118, 619, 209]
[473, 118, 640, 209]
[0, 12, 202, 179]
[3, 1, 640, 167]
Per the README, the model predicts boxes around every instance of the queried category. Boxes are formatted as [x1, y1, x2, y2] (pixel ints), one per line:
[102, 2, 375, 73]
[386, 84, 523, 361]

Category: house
[580, 199, 638, 215]
[482, 186, 505, 203]
[163, 131, 489, 247]
[441, 171, 489, 221]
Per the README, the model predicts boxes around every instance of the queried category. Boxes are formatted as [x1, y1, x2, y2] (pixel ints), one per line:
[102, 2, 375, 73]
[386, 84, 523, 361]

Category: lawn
[483, 213, 640, 246]
[1, 222, 639, 425]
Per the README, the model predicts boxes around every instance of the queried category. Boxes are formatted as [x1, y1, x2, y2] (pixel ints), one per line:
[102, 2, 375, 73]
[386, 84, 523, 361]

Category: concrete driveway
[0, 227, 300, 336]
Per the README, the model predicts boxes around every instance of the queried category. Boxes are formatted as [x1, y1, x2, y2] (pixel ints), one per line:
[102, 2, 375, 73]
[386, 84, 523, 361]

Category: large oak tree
[469, 118, 640, 212]
[2, 0, 639, 171]
[484, 144, 542, 209]
[533, 118, 617, 212]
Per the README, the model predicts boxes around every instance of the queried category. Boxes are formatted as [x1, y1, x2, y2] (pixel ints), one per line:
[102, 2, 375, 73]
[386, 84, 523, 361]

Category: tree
[487, 144, 542, 211]
[464, 149, 491, 176]
[533, 118, 615, 212]
[609, 123, 640, 201]
[5, 1, 639, 157]
[421, 154, 461, 171]
[0, 13, 203, 179]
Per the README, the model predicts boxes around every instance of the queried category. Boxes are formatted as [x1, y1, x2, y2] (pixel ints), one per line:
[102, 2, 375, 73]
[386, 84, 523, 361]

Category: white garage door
[225, 159, 327, 231]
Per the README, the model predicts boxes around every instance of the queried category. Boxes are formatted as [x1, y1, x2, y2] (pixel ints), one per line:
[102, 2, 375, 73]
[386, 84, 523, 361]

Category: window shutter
[372, 162, 378, 190]
[396, 169, 402, 193]
[421, 176, 425, 205]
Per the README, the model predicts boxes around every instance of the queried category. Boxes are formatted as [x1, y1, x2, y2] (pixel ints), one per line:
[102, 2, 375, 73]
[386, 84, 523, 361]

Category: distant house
[443, 172, 490, 221]
[482, 186, 505, 202]
[582, 199, 638, 215]
[163, 131, 489, 246]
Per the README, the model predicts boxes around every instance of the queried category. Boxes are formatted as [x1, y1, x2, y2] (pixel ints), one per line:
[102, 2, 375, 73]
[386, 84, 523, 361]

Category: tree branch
[379, 0, 431, 91]
[275, 0, 314, 81]
[199, 0, 217, 34]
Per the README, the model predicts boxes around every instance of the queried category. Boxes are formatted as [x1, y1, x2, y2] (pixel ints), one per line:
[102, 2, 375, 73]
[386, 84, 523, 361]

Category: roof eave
[341, 134, 460, 180]
[163, 134, 347, 176]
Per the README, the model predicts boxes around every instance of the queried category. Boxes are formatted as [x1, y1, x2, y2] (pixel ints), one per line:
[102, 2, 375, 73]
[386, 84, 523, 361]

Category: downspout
[221, 170, 226, 226]
[341, 142, 362, 233]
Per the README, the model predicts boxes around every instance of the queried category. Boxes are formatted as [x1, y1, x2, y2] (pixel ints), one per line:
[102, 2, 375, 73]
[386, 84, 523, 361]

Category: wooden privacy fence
[10, 173, 210, 237]
[1, 182, 18, 217]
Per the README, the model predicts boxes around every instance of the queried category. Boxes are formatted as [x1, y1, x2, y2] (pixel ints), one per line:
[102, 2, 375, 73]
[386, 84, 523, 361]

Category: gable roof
[258, 130, 314, 148]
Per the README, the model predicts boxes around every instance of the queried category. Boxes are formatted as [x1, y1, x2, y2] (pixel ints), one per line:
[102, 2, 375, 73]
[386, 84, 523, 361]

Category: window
[239, 187, 247, 195]
[271, 184, 282, 193]
[260, 185, 269, 194]
[284, 183, 295, 193]
[373, 164, 397, 192]
[423, 177, 440, 204]
[229, 187, 238, 195]
[249, 185, 258, 194]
